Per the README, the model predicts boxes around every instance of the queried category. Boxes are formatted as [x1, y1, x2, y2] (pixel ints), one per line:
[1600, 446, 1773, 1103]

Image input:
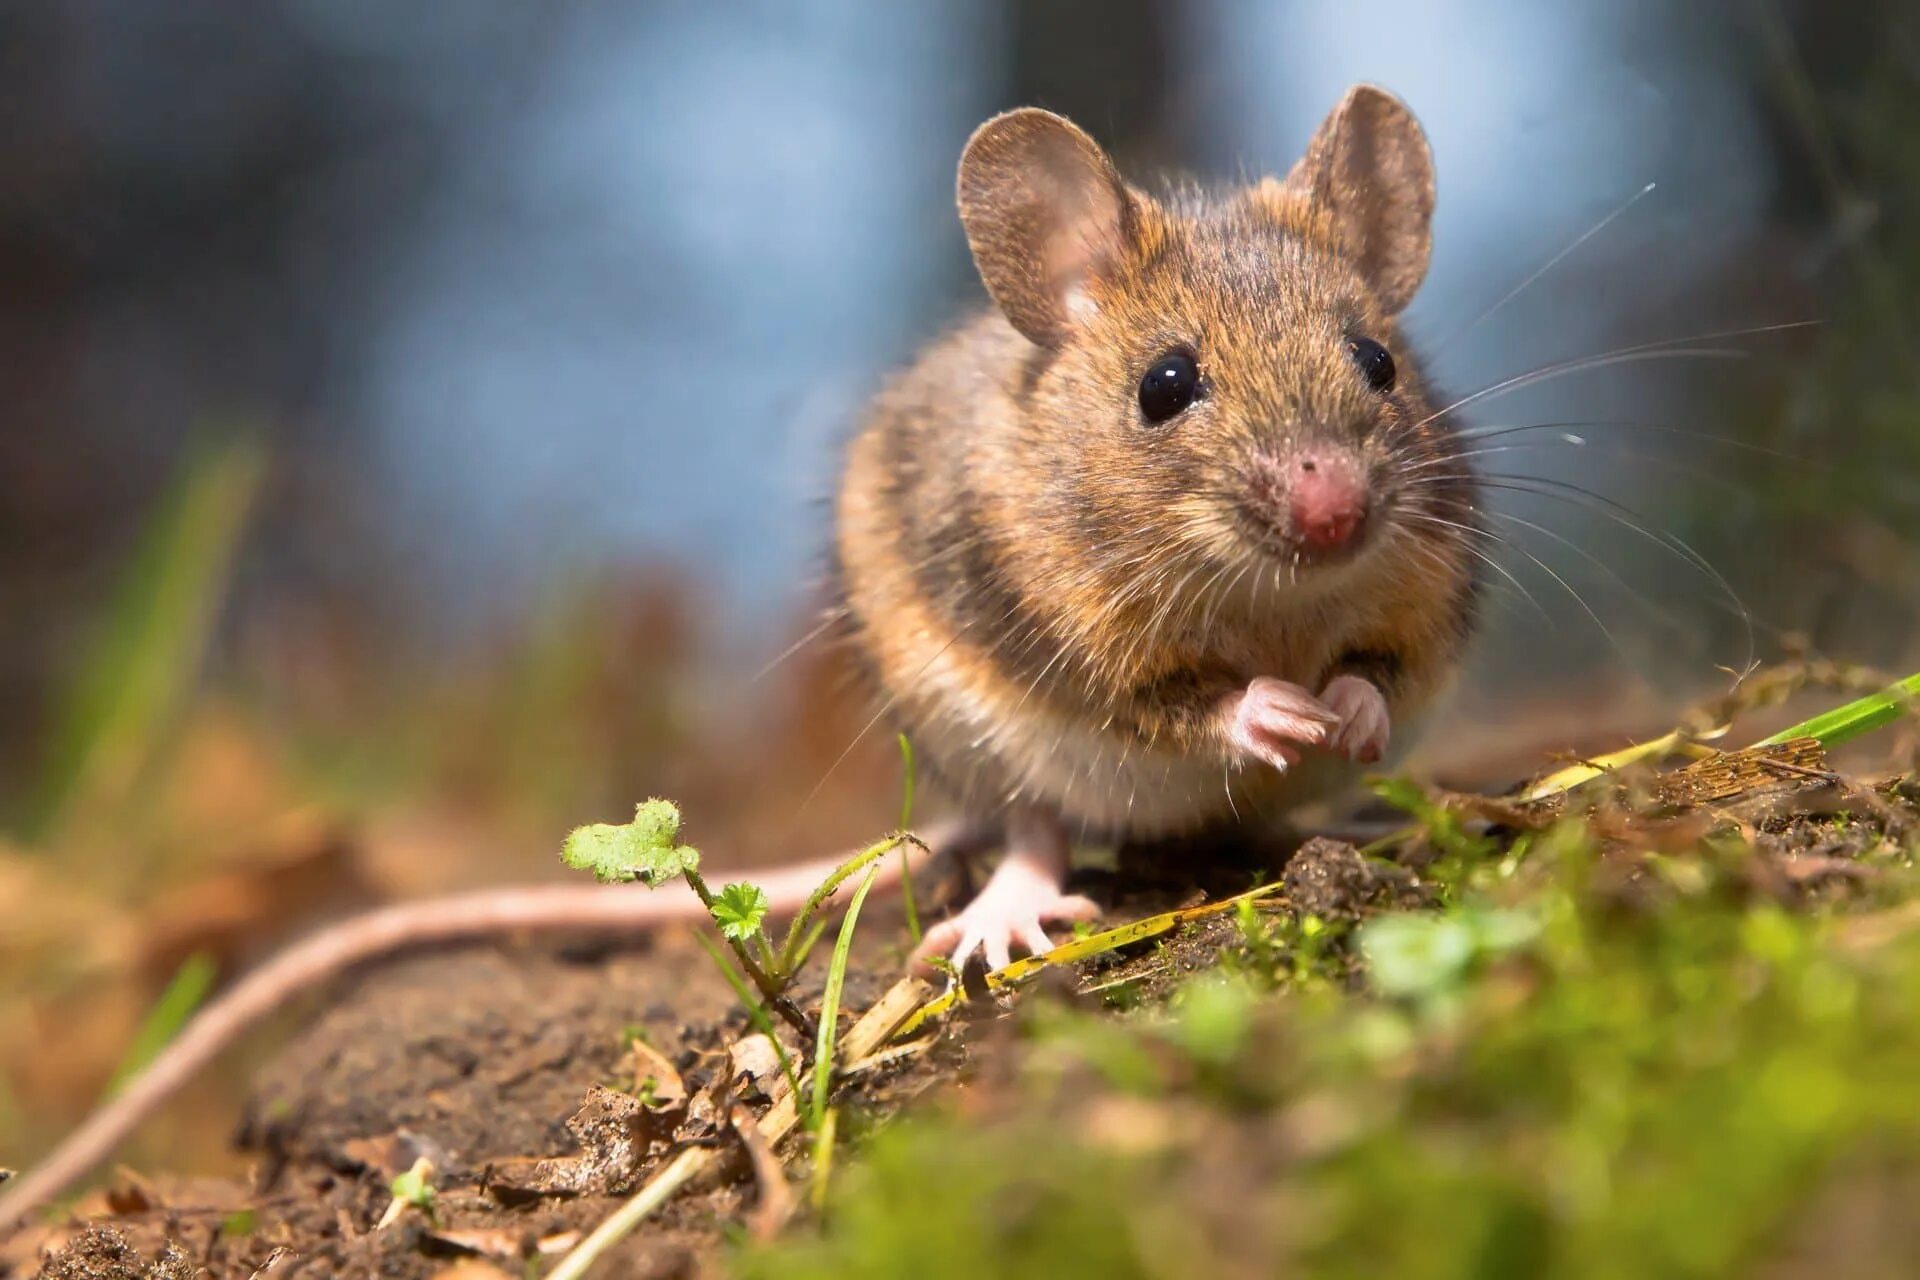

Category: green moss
[742, 825, 1920, 1280]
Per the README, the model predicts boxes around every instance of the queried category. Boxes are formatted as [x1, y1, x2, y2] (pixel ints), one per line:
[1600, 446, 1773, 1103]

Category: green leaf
[1360, 913, 1478, 999]
[1461, 905, 1542, 954]
[560, 798, 701, 886]
[712, 882, 770, 942]
[1165, 973, 1260, 1067]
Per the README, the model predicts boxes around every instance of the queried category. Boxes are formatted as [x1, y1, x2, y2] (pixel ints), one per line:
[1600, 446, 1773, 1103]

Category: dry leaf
[423, 1226, 523, 1259]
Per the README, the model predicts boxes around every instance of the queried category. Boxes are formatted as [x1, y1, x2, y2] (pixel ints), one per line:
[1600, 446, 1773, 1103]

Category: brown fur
[832, 86, 1478, 837]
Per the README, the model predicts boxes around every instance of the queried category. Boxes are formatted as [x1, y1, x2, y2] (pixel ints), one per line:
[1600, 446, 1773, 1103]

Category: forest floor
[8, 671, 1920, 1280]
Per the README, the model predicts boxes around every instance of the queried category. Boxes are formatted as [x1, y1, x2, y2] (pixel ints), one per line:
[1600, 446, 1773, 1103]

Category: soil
[5, 770, 1912, 1280]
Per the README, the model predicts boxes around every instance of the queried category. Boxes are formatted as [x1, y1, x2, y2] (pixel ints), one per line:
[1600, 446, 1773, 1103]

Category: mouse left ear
[1284, 85, 1435, 314]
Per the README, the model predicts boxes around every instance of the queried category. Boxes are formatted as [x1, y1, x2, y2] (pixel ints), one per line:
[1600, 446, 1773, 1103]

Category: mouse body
[833, 86, 1480, 968]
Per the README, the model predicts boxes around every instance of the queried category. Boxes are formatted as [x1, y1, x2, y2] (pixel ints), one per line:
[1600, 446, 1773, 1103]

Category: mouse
[835, 83, 1478, 972]
[0, 83, 1478, 1231]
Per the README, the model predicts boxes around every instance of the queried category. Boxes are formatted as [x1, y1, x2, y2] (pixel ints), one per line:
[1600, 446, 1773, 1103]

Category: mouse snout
[1289, 449, 1369, 552]
[1243, 446, 1371, 559]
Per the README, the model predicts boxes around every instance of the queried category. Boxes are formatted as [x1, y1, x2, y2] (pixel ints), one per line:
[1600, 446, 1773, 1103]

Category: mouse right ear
[958, 109, 1141, 348]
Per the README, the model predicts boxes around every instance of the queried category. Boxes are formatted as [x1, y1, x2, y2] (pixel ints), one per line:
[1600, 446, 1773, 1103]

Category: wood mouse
[0, 84, 1477, 1230]
[835, 84, 1477, 971]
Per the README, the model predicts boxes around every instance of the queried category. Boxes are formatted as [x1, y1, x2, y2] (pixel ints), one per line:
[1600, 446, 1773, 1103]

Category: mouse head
[958, 86, 1454, 587]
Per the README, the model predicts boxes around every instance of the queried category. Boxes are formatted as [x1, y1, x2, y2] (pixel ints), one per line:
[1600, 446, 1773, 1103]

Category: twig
[731, 1103, 796, 1241]
[545, 1146, 710, 1280]
[838, 975, 935, 1068]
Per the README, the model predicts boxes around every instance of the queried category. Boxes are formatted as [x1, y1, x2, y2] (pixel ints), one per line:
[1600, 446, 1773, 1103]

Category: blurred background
[2, 0, 1916, 1176]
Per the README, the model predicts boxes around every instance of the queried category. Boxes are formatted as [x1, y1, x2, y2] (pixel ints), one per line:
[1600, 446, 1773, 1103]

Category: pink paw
[1224, 677, 1340, 773]
[911, 859, 1099, 976]
[1319, 674, 1390, 763]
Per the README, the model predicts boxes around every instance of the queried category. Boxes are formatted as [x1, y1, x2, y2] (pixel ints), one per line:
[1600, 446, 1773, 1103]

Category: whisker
[1410, 319, 1822, 431]
[751, 608, 847, 684]
[1466, 472, 1757, 670]
[1395, 511, 1552, 627]
[1408, 441, 1763, 499]
[1412, 347, 1747, 431]
[1484, 507, 1695, 641]
[796, 615, 981, 814]
[1453, 418, 1808, 463]
[1432, 179, 1657, 358]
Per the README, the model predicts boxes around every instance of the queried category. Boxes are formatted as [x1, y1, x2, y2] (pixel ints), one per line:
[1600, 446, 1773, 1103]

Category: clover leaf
[561, 798, 702, 887]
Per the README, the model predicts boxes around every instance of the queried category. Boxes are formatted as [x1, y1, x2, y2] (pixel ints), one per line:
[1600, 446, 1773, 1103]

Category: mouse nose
[1288, 449, 1370, 553]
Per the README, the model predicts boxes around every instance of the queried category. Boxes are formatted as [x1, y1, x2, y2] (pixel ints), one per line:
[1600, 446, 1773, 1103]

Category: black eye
[1138, 351, 1201, 423]
[1348, 336, 1396, 392]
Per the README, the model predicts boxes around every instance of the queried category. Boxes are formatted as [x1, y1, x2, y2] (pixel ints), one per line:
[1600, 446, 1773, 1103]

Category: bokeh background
[3, 0, 1917, 1177]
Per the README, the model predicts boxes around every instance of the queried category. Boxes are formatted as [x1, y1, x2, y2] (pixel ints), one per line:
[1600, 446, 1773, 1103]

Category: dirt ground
[0, 821, 1385, 1280]
[5, 754, 1914, 1280]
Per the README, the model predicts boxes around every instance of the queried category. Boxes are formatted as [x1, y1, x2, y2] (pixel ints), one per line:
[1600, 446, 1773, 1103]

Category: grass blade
[811, 865, 879, 1131]
[896, 734, 921, 945]
[1756, 671, 1920, 748]
[32, 435, 265, 838]
[105, 951, 217, 1096]
[809, 1106, 839, 1211]
[776, 832, 916, 975]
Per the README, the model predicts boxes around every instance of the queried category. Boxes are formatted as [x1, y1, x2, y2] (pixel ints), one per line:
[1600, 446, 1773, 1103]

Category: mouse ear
[958, 109, 1140, 347]
[1285, 85, 1435, 314]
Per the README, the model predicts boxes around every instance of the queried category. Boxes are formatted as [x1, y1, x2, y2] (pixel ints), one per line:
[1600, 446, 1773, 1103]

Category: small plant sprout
[713, 883, 771, 943]
[377, 1157, 436, 1230]
[1371, 777, 1499, 873]
[695, 932, 802, 1103]
[561, 798, 701, 887]
[561, 799, 810, 1037]
[560, 799, 927, 1024]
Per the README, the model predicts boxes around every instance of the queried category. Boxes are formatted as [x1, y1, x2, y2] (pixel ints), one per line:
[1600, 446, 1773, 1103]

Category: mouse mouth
[1233, 503, 1376, 569]
[1236, 449, 1380, 569]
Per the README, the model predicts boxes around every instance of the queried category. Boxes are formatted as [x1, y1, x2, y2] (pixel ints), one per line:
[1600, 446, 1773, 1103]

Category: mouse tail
[0, 826, 959, 1235]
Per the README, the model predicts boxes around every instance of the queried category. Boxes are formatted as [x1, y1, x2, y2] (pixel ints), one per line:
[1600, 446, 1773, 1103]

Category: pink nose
[1288, 451, 1369, 552]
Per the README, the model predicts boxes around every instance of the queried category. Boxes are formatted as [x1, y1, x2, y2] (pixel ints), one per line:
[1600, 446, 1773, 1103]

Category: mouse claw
[1319, 674, 1391, 764]
[1224, 677, 1339, 773]
[913, 893, 1100, 980]
[911, 845, 1099, 981]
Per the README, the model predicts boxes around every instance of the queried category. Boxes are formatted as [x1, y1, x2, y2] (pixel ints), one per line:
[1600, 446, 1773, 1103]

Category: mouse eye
[1348, 337, 1396, 392]
[1138, 350, 1201, 423]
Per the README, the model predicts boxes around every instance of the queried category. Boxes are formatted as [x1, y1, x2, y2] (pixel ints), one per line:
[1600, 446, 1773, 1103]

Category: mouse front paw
[1318, 674, 1390, 763]
[1223, 676, 1340, 773]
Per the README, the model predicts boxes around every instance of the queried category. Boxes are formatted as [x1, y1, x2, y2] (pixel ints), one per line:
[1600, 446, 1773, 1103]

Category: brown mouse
[834, 83, 1478, 970]
[0, 84, 1478, 1230]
